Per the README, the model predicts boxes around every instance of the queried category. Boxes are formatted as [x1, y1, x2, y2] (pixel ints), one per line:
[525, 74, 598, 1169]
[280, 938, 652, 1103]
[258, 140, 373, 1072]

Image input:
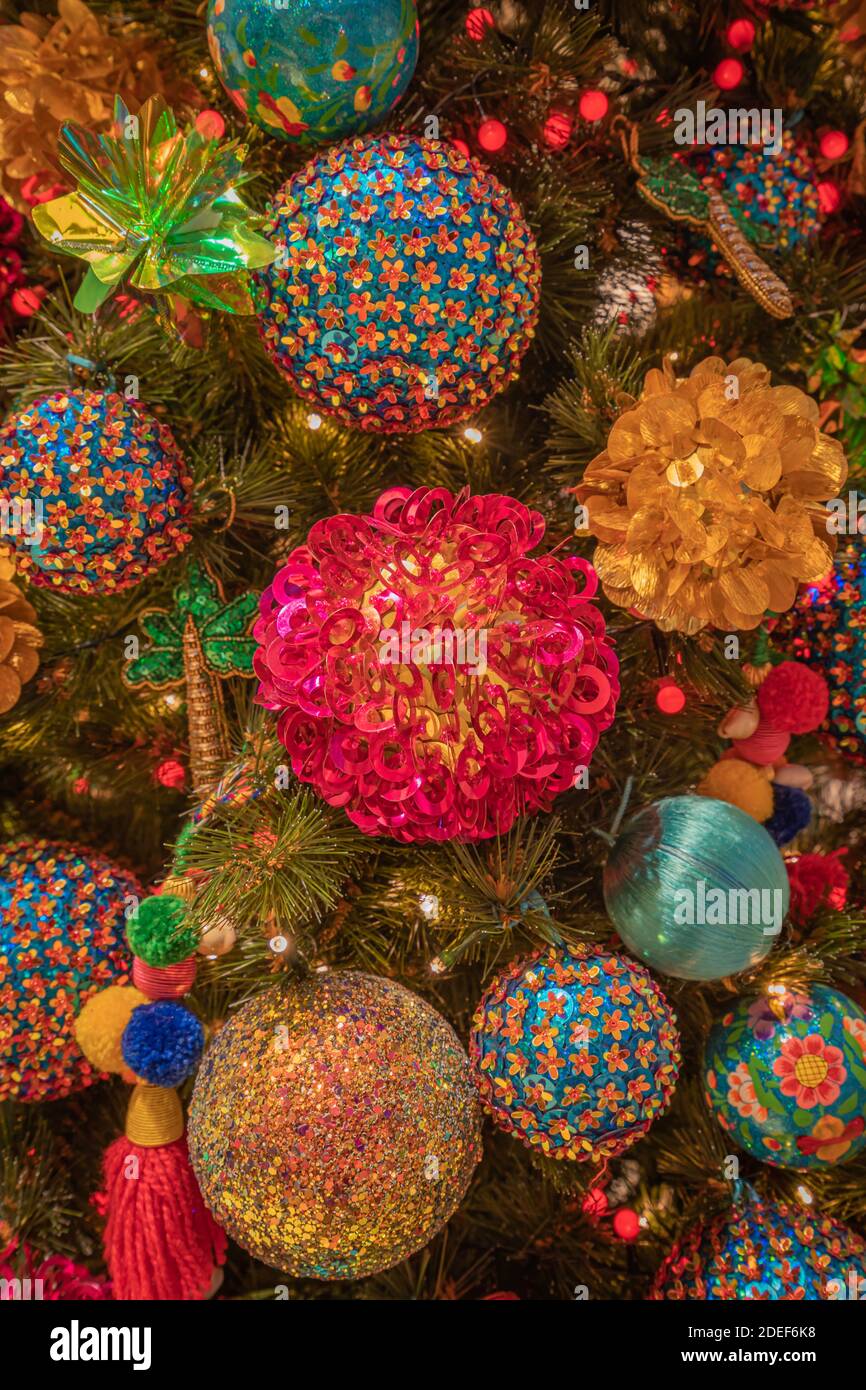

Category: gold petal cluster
[575, 356, 847, 633]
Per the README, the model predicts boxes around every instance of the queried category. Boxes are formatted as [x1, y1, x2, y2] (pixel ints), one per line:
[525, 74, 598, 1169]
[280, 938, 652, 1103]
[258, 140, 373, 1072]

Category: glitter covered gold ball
[187, 973, 482, 1280]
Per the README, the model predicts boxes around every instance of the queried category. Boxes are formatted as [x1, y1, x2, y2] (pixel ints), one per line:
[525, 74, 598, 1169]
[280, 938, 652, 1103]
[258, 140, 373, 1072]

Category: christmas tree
[1, 0, 866, 1319]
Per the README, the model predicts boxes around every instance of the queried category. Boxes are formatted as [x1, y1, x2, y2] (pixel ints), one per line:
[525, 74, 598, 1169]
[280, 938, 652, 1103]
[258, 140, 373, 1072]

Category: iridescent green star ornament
[32, 95, 276, 344]
[123, 561, 259, 791]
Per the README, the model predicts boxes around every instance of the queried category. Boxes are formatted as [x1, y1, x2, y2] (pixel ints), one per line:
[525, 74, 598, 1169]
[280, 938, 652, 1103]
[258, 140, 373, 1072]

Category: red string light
[725, 19, 755, 52]
[820, 130, 849, 160]
[579, 90, 608, 122]
[656, 679, 686, 715]
[713, 58, 744, 90]
[477, 118, 508, 152]
[466, 7, 495, 41]
[543, 110, 573, 150]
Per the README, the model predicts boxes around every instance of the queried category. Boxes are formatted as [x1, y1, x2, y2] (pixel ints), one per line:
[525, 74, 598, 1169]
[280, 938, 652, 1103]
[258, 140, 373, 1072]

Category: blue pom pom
[765, 784, 812, 847]
[121, 1001, 204, 1088]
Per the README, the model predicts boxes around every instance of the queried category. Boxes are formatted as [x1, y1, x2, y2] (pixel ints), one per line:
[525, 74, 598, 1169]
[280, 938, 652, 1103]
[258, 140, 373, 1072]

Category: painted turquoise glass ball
[206, 0, 419, 146]
[704, 984, 866, 1170]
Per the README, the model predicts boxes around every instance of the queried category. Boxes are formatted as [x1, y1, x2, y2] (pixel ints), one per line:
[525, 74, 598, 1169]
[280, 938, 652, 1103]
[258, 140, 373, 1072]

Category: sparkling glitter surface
[188, 972, 482, 1280]
[470, 944, 681, 1162]
[0, 840, 138, 1102]
[252, 134, 540, 432]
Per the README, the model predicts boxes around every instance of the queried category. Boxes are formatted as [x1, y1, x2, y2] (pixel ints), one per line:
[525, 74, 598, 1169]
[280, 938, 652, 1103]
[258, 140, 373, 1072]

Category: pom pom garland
[651, 1191, 866, 1299]
[696, 759, 774, 821]
[73, 985, 149, 1076]
[603, 796, 789, 980]
[252, 134, 541, 433]
[764, 783, 812, 846]
[0, 390, 192, 595]
[469, 944, 681, 1162]
[121, 1001, 204, 1088]
[254, 486, 619, 842]
[756, 662, 830, 734]
[126, 894, 200, 967]
[786, 850, 849, 926]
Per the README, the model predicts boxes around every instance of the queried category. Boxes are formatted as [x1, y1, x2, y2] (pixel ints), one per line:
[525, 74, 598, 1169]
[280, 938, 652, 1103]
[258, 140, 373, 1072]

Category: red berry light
[820, 130, 849, 161]
[195, 109, 226, 141]
[714, 58, 744, 90]
[10, 286, 45, 317]
[477, 118, 508, 152]
[656, 680, 686, 716]
[582, 1187, 609, 1220]
[451, 137, 471, 158]
[726, 19, 756, 51]
[818, 180, 842, 214]
[543, 109, 573, 150]
[579, 90, 609, 122]
[155, 757, 187, 790]
[613, 1208, 641, 1242]
[466, 7, 495, 41]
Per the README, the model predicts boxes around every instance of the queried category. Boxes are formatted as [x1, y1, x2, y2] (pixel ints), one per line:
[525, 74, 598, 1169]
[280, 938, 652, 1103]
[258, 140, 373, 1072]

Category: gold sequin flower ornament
[575, 356, 847, 634]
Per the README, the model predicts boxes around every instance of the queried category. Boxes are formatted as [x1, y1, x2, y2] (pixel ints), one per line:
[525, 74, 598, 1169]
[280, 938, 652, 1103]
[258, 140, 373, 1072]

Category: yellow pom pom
[74, 985, 149, 1074]
[696, 759, 773, 822]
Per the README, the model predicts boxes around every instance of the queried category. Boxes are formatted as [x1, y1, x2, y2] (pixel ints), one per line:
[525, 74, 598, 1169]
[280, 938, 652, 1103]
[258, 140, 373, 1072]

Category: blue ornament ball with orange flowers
[206, 0, 419, 146]
[704, 985, 866, 1170]
[651, 1190, 866, 1300]
[0, 840, 139, 1103]
[469, 944, 681, 1163]
[252, 133, 541, 433]
[0, 389, 192, 596]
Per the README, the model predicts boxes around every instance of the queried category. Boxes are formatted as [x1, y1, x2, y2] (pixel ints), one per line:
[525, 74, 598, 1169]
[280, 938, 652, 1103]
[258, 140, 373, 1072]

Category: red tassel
[102, 1135, 227, 1300]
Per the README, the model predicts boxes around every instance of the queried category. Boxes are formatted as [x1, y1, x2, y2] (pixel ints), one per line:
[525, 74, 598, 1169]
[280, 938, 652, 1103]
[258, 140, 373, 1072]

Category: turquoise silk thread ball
[603, 796, 790, 981]
[206, 0, 419, 146]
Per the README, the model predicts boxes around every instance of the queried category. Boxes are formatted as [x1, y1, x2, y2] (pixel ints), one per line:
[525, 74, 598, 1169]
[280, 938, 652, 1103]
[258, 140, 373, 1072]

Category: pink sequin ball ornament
[254, 486, 619, 842]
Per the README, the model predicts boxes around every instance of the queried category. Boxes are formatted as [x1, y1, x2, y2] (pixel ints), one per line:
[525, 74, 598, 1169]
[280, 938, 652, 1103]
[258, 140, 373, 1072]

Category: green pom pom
[127, 894, 199, 967]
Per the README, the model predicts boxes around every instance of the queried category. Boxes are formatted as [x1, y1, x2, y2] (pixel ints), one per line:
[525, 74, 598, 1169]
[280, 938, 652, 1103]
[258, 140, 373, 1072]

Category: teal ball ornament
[704, 984, 866, 1170]
[206, 0, 419, 146]
[469, 944, 682, 1163]
[651, 1189, 866, 1299]
[603, 796, 789, 981]
[252, 133, 541, 433]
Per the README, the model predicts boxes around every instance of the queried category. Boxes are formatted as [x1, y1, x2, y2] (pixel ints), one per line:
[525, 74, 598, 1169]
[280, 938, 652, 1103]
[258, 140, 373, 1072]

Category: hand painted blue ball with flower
[704, 985, 866, 1170]
[206, 0, 419, 146]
